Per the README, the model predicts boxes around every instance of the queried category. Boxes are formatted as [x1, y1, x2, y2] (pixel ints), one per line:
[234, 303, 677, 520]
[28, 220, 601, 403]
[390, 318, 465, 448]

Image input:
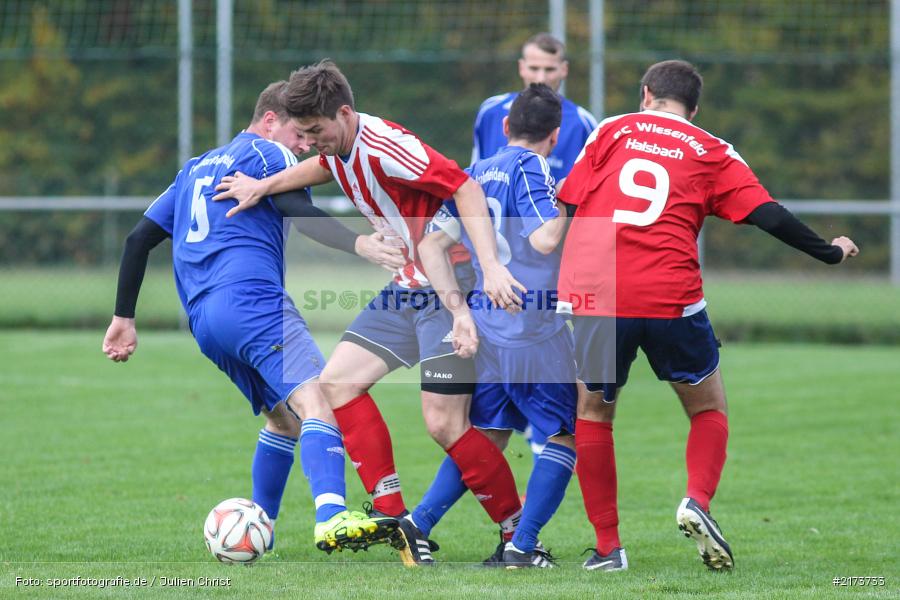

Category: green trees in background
[0, 0, 889, 271]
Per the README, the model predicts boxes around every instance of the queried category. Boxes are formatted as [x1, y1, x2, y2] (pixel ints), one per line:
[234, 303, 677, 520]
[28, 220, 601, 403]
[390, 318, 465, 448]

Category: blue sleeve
[472, 100, 490, 166]
[144, 174, 178, 235]
[514, 153, 560, 238]
[471, 118, 482, 166]
[472, 94, 510, 166]
[247, 139, 300, 213]
[250, 139, 299, 180]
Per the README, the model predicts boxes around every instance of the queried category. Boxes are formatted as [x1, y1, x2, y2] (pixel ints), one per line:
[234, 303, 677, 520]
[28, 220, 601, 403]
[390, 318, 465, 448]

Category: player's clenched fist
[831, 236, 859, 262]
[102, 316, 138, 362]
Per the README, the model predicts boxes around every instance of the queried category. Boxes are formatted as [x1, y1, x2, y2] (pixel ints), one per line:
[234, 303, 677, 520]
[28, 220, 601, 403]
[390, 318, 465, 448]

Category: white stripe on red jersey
[320, 113, 469, 287]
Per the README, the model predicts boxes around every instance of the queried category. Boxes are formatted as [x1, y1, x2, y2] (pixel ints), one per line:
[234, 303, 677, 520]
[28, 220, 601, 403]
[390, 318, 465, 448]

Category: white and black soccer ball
[204, 498, 272, 564]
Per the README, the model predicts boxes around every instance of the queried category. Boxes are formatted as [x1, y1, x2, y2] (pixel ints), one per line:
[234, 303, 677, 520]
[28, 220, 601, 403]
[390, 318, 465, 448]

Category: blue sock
[511, 442, 576, 553]
[300, 419, 347, 523]
[411, 456, 468, 537]
[252, 429, 297, 521]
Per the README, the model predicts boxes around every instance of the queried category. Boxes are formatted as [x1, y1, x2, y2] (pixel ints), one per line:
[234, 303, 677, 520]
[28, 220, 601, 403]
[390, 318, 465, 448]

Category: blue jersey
[431, 145, 565, 347]
[144, 132, 299, 307]
[472, 92, 597, 182]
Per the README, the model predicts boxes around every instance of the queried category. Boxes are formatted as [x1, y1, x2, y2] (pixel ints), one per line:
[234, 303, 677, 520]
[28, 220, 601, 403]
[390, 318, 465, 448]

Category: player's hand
[102, 316, 138, 362]
[831, 236, 859, 262]
[481, 262, 526, 312]
[212, 171, 266, 218]
[451, 313, 479, 359]
[355, 232, 407, 271]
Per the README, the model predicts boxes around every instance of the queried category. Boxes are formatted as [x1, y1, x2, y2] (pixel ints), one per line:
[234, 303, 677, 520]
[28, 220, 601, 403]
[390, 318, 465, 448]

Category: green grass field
[1, 331, 897, 599]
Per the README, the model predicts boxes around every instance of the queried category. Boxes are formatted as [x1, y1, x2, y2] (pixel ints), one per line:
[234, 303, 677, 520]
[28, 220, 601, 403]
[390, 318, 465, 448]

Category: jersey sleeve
[250, 139, 298, 180]
[425, 200, 462, 242]
[575, 105, 599, 141]
[557, 131, 599, 207]
[143, 174, 179, 235]
[377, 134, 469, 198]
[471, 111, 484, 166]
[709, 153, 774, 223]
[471, 94, 503, 166]
[514, 153, 560, 237]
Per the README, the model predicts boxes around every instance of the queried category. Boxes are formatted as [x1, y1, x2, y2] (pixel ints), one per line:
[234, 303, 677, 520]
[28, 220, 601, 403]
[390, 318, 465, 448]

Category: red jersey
[320, 113, 470, 288]
[558, 109, 773, 318]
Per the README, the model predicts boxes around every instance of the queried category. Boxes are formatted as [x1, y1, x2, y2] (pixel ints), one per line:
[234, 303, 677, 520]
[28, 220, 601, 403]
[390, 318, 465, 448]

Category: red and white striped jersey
[319, 113, 470, 288]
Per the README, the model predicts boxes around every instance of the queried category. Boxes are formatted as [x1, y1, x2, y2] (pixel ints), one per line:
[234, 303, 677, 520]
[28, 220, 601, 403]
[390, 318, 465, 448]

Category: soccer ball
[203, 498, 272, 564]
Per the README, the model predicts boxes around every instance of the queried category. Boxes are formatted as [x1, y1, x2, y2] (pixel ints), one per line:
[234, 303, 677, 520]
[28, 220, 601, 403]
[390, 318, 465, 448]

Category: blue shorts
[573, 309, 721, 401]
[343, 282, 452, 368]
[190, 284, 325, 415]
[470, 327, 577, 440]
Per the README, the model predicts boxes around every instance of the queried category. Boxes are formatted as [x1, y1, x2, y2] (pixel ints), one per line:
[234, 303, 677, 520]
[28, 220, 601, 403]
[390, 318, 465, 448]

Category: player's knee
[318, 369, 368, 408]
[264, 407, 300, 439]
[577, 395, 616, 422]
[479, 427, 511, 450]
[426, 415, 469, 449]
[684, 397, 727, 418]
[422, 400, 470, 449]
[548, 432, 576, 451]
[286, 383, 334, 423]
[424, 420, 455, 449]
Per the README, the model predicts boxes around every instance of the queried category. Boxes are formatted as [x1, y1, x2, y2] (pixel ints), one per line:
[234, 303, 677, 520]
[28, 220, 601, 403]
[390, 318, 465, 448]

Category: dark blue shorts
[342, 265, 477, 376]
[190, 284, 325, 415]
[574, 309, 721, 401]
[342, 282, 456, 369]
[470, 327, 577, 439]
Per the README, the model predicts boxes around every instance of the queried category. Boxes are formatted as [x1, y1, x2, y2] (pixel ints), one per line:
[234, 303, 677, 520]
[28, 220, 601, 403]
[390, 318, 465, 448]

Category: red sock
[685, 410, 729, 512]
[575, 418, 620, 555]
[447, 427, 521, 524]
[332, 393, 406, 516]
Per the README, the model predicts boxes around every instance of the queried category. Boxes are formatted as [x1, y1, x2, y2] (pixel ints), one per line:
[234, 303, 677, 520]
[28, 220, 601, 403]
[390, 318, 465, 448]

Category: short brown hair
[251, 80, 289, 123]
[640, 60, 703, 113]
[522, 32, 566, 60]
[285, 59, 355, 120]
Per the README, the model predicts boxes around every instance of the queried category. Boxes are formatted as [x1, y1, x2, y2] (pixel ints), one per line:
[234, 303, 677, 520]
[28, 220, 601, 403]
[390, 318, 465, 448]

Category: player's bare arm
[212, 156, 334, 218]
[452, 177, 526, 310]
[528, 212, 568, 255]
[419, 230, 478, 358]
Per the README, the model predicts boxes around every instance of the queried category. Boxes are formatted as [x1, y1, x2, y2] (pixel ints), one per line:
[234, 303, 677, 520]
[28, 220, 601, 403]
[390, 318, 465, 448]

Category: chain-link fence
[1, 1, 898, 341]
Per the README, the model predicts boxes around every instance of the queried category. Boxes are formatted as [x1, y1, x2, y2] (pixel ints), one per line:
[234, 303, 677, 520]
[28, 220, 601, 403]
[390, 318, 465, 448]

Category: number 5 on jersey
[186, 175, 215, 243]
[613, 158, 670, 227]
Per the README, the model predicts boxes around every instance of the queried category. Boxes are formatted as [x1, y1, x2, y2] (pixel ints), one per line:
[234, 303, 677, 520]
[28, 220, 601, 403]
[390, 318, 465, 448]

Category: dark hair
[508, 83, 562, 143]
[522, 32, 566, 60]
[285, 59, 355, 119]
[640, 60, 703, 113]
[251, 80, 289, 123]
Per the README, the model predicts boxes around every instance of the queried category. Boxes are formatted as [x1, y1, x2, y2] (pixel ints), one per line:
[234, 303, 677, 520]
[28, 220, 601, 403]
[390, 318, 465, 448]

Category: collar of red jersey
[640, 109, 691, 125]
